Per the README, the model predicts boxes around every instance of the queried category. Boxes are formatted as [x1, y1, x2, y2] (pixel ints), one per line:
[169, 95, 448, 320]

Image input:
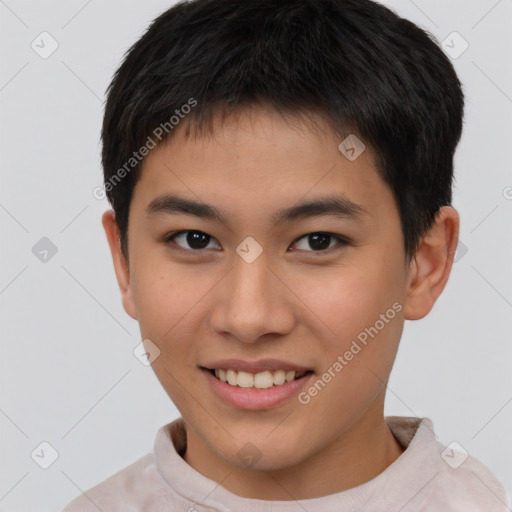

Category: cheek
[129, 257, 220, 374]
[301, 262, 405, 415]
[130, 262, 204, 404]
[305, 259, 405, 348]
[130, 256, 192, 341]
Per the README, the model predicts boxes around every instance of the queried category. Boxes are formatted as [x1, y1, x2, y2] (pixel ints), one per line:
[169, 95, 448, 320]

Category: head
[101, 0, 463, 492]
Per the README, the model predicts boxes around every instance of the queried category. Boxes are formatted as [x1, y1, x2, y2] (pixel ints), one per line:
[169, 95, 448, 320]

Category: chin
[216, 429, 313, 472]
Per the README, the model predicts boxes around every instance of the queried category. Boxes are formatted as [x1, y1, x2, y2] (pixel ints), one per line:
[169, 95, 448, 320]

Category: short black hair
[101, 0, 464, 261]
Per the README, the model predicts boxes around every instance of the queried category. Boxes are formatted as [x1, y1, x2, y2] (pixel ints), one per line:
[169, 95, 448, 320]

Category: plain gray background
[0, 0, 511, 510]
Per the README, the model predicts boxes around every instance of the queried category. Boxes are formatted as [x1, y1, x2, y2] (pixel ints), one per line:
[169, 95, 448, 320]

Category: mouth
[203, 367, 314, 389]
[200, 361, 315, 410]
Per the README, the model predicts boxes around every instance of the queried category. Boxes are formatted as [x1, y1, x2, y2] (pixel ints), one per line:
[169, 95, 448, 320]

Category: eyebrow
[145, 193, 369, 226]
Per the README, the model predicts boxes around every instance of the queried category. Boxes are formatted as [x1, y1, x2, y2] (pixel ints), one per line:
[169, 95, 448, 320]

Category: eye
[163, 230, 221, 251]
[163, 230, 350, 254]
[290, 232, 350, 253]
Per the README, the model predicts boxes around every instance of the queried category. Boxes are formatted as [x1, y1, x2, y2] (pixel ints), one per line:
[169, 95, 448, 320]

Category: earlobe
[101, 210, 138, 320]
[403, 206, 460, 320]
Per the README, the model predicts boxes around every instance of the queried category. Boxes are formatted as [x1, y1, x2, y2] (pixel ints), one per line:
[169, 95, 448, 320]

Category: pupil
[309, 233, 330, 250]
[188, 231, 209, 249]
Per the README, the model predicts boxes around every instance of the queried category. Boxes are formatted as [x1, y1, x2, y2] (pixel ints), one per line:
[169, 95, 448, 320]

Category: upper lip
[201, 358, 312, 374]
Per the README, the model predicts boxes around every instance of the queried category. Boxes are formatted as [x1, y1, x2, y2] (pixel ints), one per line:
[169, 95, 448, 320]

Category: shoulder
[60, 453, 164, 512]
[431, 449, 510, 511]
[384, 417, 510, 511]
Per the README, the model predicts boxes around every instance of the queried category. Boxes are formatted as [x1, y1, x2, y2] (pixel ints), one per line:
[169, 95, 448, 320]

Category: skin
[102, 105, 459, 500]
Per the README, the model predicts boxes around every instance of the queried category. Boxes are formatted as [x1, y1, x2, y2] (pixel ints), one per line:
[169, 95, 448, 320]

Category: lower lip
[202, 369, 314, 410]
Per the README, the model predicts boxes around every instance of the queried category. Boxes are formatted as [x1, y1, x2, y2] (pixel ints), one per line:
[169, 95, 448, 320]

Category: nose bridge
[230, 250, 274, 316]
[231, 250, 271, 302]
[212, 248, 293, 342]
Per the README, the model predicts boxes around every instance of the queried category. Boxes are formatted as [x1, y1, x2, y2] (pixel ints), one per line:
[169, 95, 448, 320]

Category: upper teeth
[214, 369, 306, 388]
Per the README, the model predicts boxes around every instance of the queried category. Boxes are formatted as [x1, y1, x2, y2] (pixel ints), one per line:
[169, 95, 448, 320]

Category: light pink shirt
[62, 416, 509, 511]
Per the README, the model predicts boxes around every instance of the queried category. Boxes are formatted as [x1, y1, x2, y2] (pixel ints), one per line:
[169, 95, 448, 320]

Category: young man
[63, 0, 509, 510]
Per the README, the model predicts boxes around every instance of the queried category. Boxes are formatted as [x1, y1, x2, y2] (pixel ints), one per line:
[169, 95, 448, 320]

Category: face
[109, 106, 413, 476]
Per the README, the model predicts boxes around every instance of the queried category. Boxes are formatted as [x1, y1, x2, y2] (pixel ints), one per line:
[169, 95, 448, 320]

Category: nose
[210, 251, 296, 344]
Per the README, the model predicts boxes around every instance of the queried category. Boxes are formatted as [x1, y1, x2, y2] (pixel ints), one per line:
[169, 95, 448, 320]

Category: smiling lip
[200, 359, 314, 410]
[202, 358, 312, 374]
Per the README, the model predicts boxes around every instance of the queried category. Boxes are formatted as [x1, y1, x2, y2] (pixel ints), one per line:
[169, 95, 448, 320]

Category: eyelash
[162, 230, 350, 255]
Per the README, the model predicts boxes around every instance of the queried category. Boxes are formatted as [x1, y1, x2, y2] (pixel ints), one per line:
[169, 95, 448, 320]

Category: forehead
[131, 106, 396, 227]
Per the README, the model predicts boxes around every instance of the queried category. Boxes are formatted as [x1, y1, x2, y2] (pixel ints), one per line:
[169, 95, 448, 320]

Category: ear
[101, 210, 138, 320]
[403, 206, 460, 320]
